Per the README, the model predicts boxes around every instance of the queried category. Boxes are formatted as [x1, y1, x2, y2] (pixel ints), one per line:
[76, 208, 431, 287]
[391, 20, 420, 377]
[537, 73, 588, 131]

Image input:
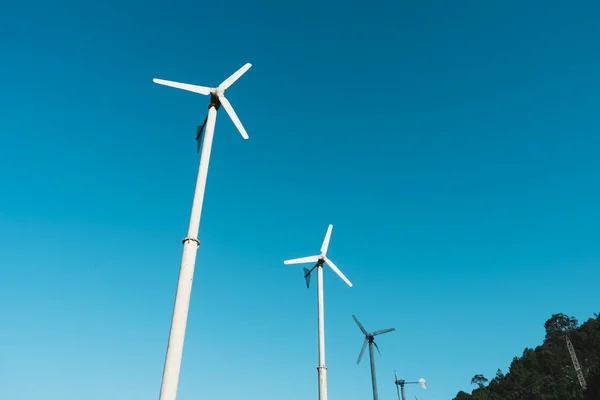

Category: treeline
[452, 313, 600, 400]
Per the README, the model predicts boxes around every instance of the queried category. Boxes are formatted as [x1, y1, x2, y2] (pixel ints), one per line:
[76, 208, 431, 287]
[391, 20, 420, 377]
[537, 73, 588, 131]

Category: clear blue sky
[1, 1, 599, 399]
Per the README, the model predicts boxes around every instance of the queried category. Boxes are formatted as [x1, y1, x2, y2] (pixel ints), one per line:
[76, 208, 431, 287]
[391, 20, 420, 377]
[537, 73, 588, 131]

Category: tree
[584, 369, 600, 400]
[454, 390, 471, 400]
[544, 313, 579, 342]
[494, 368, 504, 381]
[471, 374, 488, 389]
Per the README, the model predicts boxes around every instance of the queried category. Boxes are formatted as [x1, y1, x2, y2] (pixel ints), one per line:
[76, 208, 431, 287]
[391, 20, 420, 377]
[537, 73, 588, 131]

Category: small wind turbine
[152, 63, 252, 400]
[394, 370, 427, 400]
[284, 224, 353, 400]
[353, 315, 395, 400]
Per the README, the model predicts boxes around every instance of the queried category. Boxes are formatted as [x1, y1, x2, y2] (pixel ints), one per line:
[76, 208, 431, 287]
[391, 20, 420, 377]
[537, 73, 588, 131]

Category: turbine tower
[284, 224, 353, 400]
[152, 63, 252, 400]
[353, 314, 395, 400]
[393, 370, 427, 400]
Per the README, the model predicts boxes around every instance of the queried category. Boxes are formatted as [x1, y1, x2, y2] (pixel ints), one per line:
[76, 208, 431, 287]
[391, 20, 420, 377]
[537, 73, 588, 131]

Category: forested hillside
[452, 313, 600, 400]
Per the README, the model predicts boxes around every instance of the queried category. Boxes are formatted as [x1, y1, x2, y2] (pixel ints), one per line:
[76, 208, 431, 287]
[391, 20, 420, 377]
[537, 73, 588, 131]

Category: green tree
[544, 313, 579, 342]
[471, 374, 488, 389]
[584, 369, 600, 400]
[454, 391, 471, 400]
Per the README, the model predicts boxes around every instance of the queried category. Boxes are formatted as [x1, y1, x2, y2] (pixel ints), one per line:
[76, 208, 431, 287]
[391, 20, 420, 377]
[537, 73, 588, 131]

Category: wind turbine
[353, 314, 395, 400]
[152, 63, 252, 400]
[284, 224, 353, 400]
[394, 370, 427, 400]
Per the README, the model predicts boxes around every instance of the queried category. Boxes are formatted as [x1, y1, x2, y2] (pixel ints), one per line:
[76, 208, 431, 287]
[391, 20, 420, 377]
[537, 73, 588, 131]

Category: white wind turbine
[152, 63, 252, 400]
[284, 224, 353, 400]
[394, 370, 427, 400]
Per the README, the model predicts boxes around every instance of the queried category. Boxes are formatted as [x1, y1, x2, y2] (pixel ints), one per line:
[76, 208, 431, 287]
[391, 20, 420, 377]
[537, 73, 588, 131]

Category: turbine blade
[152, 78, 211, 95]
[218, 63, 252, 90]
[218, 95, 249, 139]
[395, 370, 401, 400]
[324, 257, 352, 287]
[320, 224, 333, 254]
[373, 327, 396, 336]
[357, 339, 368, 364]
[373, 340, 381, 356]
[303, 267, 312, 288]
[352, 315, 368, 335]
[284, 255, 319, 265]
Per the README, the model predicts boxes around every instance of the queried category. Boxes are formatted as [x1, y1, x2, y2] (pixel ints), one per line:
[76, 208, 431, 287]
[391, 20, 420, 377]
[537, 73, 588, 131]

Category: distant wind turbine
[284, 224, 353, 400]
[353, 314, 395, 400]
[394, 370, 427, 400]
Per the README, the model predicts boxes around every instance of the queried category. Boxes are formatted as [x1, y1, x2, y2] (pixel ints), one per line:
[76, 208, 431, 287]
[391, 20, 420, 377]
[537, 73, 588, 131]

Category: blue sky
[1, 0, 599, 399]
